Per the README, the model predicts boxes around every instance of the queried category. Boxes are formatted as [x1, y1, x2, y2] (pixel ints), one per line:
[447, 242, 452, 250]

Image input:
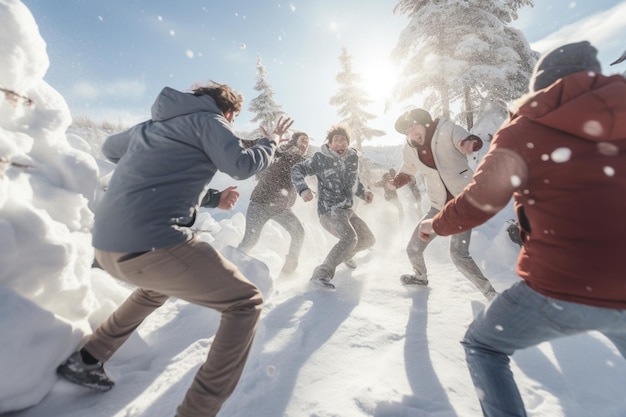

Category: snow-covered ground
[3, 1, 626, 416]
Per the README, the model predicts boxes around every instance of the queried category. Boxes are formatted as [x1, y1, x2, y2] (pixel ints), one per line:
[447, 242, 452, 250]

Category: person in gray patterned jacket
[291, 124, 375, 289]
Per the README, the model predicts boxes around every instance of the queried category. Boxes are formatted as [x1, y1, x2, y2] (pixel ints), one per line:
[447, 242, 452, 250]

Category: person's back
[492, 71, 626, 307]
[419, 40, 626, 417]
[58, 82, 293, 417]
[93, 87, 274, 253]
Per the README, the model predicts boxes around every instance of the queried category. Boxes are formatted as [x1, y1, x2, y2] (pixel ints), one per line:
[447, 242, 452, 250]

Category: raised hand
[260, 117, 294, 142]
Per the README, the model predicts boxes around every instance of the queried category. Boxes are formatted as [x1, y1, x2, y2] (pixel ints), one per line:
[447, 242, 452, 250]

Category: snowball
[550, 147, 571, 163]
[582, 120, 603, 137]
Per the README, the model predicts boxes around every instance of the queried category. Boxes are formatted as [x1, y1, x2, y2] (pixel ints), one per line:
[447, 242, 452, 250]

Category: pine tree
[329, 47, 385, 151]
[391, 0, 537, 129]
[248, 54, 287, 138]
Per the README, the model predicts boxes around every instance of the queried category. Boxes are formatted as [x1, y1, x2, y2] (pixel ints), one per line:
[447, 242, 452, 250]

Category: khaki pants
[88, 237, 263, 417]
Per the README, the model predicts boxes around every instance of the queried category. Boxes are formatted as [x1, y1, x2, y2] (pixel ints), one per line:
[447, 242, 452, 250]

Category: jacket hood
[517, 72, 626, 142]
[150, 87, 221, 122]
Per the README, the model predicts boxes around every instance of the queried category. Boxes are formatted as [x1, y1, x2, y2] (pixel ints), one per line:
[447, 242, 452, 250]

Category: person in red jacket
[419, 41, 626, 417]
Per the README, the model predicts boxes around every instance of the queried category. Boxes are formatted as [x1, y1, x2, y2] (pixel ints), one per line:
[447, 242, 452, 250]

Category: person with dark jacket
[391, 107, 496, 299]
[238, 131, 310, 273]
[372, 168, 404, 221]
[56, 82, 293, 417]
[419, 41, 626, 417]
[100, 122, 240, 213]
[291, 124, 375, 289]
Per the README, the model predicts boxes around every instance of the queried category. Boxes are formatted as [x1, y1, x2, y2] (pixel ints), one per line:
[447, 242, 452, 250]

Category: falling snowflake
[582, 120, 603, 137]
[240, 43, 247, 50]
[510, 175, 521, 187]
[597, 142, 619, 156]
[186, 50, 194, 59]
[550, 147, 571, 163]
[604, 166, 615, 177]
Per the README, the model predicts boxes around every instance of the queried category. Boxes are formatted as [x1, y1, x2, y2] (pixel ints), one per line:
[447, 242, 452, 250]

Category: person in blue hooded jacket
[57, 82, 293, 417]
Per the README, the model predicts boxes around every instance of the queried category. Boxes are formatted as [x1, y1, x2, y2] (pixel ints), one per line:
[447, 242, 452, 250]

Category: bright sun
[356, 56, 397, 103]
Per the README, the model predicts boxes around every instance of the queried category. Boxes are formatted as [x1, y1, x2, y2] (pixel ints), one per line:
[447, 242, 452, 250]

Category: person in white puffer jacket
[390, 108, 496, 299]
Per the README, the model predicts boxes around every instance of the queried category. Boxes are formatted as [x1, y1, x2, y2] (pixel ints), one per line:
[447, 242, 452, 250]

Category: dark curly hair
[190, 81, 244, 116]
[325, 124, 350, 144]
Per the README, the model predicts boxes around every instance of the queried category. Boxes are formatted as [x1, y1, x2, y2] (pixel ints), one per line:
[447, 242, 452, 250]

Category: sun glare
[356, 56, 396, 102]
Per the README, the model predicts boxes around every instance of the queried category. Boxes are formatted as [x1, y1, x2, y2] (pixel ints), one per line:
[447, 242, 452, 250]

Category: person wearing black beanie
[390, 107, 495, 299]
[529, 40, 602, 92]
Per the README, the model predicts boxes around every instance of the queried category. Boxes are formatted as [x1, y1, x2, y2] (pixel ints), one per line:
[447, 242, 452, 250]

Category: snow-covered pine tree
[329, 47, 385, 151]
[248, 54, 287, 139]
[391, 0, 537, 129]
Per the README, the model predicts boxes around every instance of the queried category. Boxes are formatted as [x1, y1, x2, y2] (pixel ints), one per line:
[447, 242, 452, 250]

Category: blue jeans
[462, 281, 626, 417]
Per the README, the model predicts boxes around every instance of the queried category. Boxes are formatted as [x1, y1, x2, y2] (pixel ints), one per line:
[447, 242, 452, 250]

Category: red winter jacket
[432, 72, 626, 309]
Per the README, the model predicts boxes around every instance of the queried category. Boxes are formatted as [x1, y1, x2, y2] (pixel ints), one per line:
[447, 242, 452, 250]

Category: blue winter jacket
[92, 87, 276, 252]
[291, 144, 368, 216]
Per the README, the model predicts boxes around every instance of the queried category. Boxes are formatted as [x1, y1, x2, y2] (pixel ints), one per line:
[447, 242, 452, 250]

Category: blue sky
[21, 0, 626, 145]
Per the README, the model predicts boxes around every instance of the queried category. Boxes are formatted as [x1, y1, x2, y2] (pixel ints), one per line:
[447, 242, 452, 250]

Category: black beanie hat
[394, 108, 433, 134]
[530, 41, 602, 92]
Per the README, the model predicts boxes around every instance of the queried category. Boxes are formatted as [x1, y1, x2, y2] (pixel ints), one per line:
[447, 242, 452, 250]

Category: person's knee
[227, 282, 264, 314]
[342, 230, 358, 247]
[450, 248, 471, 267]
[406, 243, 420, 259]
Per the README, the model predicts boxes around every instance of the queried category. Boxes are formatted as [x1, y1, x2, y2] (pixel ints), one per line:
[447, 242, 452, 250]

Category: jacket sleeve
[200, 117, 277, 180]
[200, 188, 222, 208]
[355, 178, 368, 200]
[432, 147, 527, 235]
[291, 156, 317, 195]
[398, 144, 419, 177]
[101, 126, 137, 163]
[450, 123, 472, 153]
